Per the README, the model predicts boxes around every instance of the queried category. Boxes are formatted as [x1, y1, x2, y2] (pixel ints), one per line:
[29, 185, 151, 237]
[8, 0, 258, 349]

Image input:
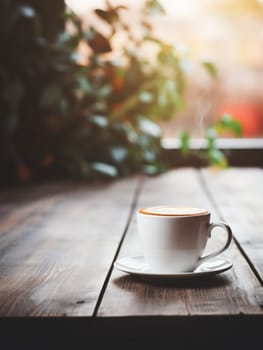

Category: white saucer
[114, 256, 232, 280]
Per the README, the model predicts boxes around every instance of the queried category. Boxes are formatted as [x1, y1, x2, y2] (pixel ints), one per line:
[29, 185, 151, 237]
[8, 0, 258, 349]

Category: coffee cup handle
[197, 222, 232, 267]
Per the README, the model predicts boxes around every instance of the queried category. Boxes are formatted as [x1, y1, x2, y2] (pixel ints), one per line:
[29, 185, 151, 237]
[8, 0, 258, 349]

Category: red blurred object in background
[218, 102, 263, 137]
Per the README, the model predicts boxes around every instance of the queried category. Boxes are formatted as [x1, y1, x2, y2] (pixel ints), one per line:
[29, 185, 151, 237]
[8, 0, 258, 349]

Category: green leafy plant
[206, 113, 242, 167]
[0, 0, 240, 183]
[179, 113, 243, 168]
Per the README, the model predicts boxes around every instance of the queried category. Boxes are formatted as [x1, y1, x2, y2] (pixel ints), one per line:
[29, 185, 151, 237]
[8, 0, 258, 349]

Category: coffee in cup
[137, 205, 232, 273]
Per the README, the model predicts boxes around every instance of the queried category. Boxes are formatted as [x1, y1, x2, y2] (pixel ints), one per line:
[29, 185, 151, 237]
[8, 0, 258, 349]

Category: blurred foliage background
[0, 0, 240, 183]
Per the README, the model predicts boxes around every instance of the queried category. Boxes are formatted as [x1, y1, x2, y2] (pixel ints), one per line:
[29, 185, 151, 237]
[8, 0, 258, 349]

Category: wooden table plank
[201, 168, 263, 282]
[0, 178, 137, 316]
[98, 169, 263, 317]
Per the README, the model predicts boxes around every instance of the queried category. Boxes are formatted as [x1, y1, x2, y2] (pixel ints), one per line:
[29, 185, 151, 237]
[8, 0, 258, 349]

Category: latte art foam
[139, 206, 209, 216]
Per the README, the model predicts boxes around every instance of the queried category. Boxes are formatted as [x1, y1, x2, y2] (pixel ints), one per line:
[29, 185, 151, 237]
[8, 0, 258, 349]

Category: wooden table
[1, 168, 263, 349]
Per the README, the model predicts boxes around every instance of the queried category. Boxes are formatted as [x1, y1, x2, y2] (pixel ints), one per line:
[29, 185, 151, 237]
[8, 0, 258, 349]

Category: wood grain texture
[0, 178, 137, 316]
[201, 168, 263, 282]
[98, 169, 263, 317]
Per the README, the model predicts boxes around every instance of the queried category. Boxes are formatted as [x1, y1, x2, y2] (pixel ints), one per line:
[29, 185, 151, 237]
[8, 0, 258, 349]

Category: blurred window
[66, 0, 263, 139]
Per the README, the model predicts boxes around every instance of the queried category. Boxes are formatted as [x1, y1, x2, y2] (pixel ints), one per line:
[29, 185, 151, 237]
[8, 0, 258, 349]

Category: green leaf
[163, 80, 184, 110]
[77, 77, 93, 94]
[57, 32, 72, 45]
[179, 131, 190, 157]
[145, 0, 166, 15]
[216, 113, 242, 137]
[165, 80, 176, 93]
[98, 85, 112, 97]
[123, 124, 138, 143]
[143, 164, 162, 175]
[139, 91, 153, 103]
[109, 146, 128, 163]
[206, 127, 217, 139]
[138, 117, 161, 138]
[138, 134, 151, 147]
[91, 162, 118, 178]
[202, 61, 217, 78]
[171, 91, 184, 110]
[19, 6, 36, 19]
[206, 127, 217, 150]
[208, 149, 228, 168]
[89, 115, 109, 128]
[143, 150, 157, 162]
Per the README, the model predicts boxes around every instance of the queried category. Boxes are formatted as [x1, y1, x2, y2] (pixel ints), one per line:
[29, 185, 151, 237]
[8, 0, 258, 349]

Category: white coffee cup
[137, 206, 232, 273]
